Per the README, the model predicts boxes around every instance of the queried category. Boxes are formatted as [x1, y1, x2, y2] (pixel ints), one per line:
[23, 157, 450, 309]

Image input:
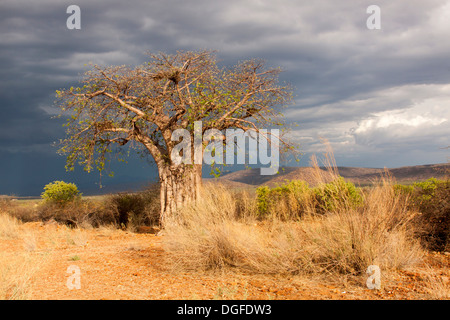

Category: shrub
[256, 180, 311, 219]
[36, 198, 116, 228]
[109, 193, 146, 228]
[105, 185, 160, 230]
[256, 177, 363, 218]
[395, 178, 449, 251]
[393, 184, 414, 196]
[412, 178, 441, 202]
[255, 186, 271, 216]
[411, 178, 449, 251]
[0, 198, 38, 223]
[312, 177, 363, 213]
[41, 181, 81, 205]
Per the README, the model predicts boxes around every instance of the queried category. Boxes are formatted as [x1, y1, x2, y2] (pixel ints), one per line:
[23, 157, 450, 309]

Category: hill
[206, 163, 449, 188]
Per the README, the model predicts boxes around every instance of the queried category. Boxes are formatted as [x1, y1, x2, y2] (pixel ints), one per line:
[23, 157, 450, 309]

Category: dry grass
[0, 212, 21, 239]
[298, 179, 423, 274]
[421, 266, 450, 299]
[0, 199, 39, 223]
[0, 251, 43, 299]
[22, 231, 38, 252]
[0, 214, 101, 300]
[163, 155, 424, 276]
[65, 228, 89, 247]
[0, 209, 93, 299]
[0, 211, 44, 299]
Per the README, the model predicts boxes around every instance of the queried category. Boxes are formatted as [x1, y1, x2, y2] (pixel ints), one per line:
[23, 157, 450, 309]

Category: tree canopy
[56, 50, 294, 222]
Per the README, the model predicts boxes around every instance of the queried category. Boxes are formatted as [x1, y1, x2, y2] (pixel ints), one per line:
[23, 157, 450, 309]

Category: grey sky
[0, 0, 449, 195]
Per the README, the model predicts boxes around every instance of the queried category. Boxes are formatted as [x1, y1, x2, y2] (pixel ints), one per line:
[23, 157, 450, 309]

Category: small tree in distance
[41, 181, 81, 205]
[56, 50, 294, 225]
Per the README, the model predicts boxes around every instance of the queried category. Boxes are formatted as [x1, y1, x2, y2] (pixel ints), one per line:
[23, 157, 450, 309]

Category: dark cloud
[0, 0, 449, 195]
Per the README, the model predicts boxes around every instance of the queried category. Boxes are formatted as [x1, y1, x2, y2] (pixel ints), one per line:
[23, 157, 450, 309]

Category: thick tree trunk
[158, 163, 202, 226]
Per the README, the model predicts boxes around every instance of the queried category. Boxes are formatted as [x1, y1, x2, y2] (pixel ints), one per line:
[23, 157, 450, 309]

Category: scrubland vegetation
[0, 183, 160, 232]
[164, 171, 426, 275]
[0, 160, 448, 299]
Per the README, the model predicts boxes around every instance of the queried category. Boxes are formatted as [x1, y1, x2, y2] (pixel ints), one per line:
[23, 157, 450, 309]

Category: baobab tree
[56, 50, 293, 225]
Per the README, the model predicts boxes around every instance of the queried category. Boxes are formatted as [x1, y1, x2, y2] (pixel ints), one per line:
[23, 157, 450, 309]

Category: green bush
[41, 181, 81, 205]
[256, 178, 363, 217]
[393, 184, 414, 196]
[412, 177, 441, 202]
[312, 177, 363, 213]
[256, 186, 271, 216]
[410, 178, 449, 251]
[256, 180, 312, 218]
[395, 178, 449, 251]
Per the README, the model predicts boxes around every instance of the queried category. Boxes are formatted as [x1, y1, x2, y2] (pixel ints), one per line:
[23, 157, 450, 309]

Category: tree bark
[158, 163, 202, 226]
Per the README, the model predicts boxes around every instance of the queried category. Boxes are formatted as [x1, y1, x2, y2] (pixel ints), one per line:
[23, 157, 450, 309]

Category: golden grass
[0, 211, 42, 299]
[0, 250, 46, 300]
[0, 209, 93, 299]
[423, 273, 450, 299]
[163, 157, 424, 276]
[0, 211, 21, 239]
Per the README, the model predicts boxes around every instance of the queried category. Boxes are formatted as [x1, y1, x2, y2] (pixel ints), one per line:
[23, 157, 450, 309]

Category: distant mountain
[11, 163, 445, 198]
[205, 163, 449, 188]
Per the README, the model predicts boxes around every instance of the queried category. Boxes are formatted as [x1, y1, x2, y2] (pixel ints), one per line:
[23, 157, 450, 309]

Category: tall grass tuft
[0, 211, 44, 299]
[163, 156, 424, 276]
[0, 211, 21, 239]
[0, 251, 43, 300]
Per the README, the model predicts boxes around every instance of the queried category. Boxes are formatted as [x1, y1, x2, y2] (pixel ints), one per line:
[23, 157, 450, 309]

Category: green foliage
[256, 178, 363, 217]
[256, 180, 312, 218]
[256, 186, 271, 216]
[413, 177, 440, 201]
[393, 184, 414, 196]
[395, 178, 449, 251]
[409, 178, 449, 251]
[312, 177, 363, 213]
[394, 178, 444, 202]
[41, 181, 81, 205]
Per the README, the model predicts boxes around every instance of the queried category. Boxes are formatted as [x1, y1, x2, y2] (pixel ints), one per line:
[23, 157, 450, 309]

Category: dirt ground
[1, 221, 448, 300]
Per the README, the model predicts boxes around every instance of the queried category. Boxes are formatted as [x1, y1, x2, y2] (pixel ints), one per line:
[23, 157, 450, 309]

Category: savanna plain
[0, 161, 448, 300]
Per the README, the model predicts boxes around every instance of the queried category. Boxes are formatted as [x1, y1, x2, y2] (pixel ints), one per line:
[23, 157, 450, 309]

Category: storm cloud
[0, 0, 449, 195]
